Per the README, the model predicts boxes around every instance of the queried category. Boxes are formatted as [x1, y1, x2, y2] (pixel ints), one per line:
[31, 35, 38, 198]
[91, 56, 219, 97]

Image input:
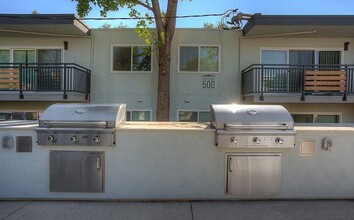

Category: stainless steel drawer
[50, 151, 104, 192]
[226, 153, 281, 196]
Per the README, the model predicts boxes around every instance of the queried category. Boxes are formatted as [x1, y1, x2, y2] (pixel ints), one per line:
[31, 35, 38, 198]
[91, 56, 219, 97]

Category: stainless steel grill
[210, 104, 296, 148]
[36, 103, 126, 146]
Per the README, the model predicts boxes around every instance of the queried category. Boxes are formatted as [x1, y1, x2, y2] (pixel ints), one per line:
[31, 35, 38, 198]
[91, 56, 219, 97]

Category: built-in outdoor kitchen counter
[1, 120, 354, 200]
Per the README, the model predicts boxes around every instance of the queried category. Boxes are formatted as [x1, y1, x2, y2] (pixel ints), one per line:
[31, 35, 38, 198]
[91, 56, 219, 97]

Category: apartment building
[1, 13, 354, 123]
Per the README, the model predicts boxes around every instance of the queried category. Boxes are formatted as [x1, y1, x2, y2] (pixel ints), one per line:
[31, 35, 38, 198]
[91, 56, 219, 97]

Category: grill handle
[225, 123, 289, 130]
[43, 121, 108, 128]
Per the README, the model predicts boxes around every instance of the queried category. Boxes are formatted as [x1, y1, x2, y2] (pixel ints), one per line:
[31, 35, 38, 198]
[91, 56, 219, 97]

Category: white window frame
[0, 46, 64, 63]
[260, 47, 344, 65]
[126, 109, 152, 121]
[291, 112, 342, 124]
[111, 44, 153, 73]
[178, 44, 221, 73]
[177, 110, 210, 122]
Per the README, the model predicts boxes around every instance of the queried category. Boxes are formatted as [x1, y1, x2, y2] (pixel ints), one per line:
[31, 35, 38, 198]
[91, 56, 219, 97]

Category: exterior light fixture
[344, 42, 350, 51]
[64, 41, 69, 50]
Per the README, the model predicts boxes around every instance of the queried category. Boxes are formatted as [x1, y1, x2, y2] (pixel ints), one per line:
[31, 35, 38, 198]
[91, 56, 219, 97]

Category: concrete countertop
[0, 120, 38, 130]
[1, 120, 354, 132]
[119, 122, 212, 131]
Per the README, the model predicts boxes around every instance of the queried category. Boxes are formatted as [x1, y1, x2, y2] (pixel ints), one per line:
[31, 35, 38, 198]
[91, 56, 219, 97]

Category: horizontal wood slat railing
[0, 68, 20, 90]
[305, 70, 346, 92]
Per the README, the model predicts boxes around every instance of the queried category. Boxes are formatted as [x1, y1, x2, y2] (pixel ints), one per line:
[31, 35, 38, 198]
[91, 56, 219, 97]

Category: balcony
[241, 64, 354, 103]
[0, 63, 90, 102]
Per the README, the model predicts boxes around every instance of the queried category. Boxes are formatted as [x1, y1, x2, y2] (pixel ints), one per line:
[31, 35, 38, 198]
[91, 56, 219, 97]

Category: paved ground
[1, 200, 354, 220]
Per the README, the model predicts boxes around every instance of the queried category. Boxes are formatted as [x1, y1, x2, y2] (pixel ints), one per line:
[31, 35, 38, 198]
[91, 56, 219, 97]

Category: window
[13, 50, 35, 63]
[0, 48, 63, 63]
[315, 115, 340, 123]
[261, 50, 287, 65]
[37, 49, 62, 63]
[179, 46, 220, 72]
[318, 51, 341, 65]
[289, 50, 315, 65]
[0, 112, 40, 121]
[112, 45, 151, 72]
[0, 50, 10, 63]
[178, 111, 210, 122]
[36, 49, 62, 90]
[126, 110, 152, 121]
[291, 113, 340, 123]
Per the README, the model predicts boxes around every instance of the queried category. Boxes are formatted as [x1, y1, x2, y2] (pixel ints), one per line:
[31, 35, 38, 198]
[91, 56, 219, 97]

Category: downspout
[238, 32, 242, 103]
[89, 34, 94, 103]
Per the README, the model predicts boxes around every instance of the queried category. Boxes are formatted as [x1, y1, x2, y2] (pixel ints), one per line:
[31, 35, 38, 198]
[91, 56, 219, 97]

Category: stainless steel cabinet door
[50, 151, 104, 192]
[227, 153, 281, 196]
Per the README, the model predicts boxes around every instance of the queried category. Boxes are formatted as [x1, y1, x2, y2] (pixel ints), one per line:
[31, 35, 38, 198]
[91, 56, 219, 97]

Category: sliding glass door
[261, 50, 288, 92]
[36, 49, 62, 90]
[289, 50, 315, 92]
[13, 50, 36, 90]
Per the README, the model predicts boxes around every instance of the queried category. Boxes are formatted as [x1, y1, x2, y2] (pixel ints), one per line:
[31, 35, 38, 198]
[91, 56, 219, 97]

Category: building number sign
[201, 74, 216, 90]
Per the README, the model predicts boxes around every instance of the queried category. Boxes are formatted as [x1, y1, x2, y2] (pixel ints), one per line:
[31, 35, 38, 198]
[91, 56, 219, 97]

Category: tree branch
[165, 0, 178, 41]
[150, 0, 165, 36]
[136, 1, 153, 11]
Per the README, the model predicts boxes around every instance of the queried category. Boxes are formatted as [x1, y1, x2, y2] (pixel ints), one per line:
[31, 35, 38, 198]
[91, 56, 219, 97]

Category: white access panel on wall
[226, 153, 282, 196]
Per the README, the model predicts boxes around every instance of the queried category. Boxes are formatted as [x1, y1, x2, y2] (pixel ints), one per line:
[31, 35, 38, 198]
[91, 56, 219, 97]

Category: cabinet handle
[229, 157, 232, 172]
[96, 156, 102, 171]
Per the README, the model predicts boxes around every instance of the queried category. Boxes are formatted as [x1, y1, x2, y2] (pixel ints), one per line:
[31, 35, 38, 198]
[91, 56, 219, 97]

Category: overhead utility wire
[0, 12, 225, 21]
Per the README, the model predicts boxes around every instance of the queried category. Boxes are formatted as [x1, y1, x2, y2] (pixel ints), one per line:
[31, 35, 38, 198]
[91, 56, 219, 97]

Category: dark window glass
[113, 47, 131, 71]
[180, 47, 198, 71]
[132, 46, 151, 71]
[178, 111, 198, 122]
[199, 112, 211, 122]
[315, 115, 339, 123]
[132, 111, 151, 121]
[0, 50, 9, 63]
[37, 49, 61, 63]
[292, 114, 314, 123]
[200, 46, 219, 72]
[289, 50, 314, 65]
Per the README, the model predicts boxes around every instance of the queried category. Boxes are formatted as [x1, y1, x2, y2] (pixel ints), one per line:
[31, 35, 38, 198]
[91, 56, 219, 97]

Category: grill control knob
[48, 135, 56, 142]
[253, 137, 261, 144]
[93, 136, 100, 143]
[70, 136, 78, 143]
[276, 137, 284, 144]
[230, 137, 238, 144]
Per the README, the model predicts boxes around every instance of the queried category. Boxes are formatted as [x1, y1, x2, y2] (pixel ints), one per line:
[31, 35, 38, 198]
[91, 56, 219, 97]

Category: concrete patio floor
[1, 200, 354, 220]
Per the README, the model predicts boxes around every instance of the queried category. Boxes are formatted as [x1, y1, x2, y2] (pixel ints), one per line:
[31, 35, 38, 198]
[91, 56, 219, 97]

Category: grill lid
[210, 104, 294, 130]
[39, 103, 126, 128]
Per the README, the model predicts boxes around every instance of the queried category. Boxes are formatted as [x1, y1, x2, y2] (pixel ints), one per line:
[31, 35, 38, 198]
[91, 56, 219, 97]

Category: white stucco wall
[90, 29, 241, 121]
[239, 37, 354, 69]
[170, 29, 241, 121]
[90, 29, 158, 118]
[1, 123, 354, 200]
[0, 36, 92, 68]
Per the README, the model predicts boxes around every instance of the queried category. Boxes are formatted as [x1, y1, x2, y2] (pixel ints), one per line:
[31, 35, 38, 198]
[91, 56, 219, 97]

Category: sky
[1, 0, 354, 28]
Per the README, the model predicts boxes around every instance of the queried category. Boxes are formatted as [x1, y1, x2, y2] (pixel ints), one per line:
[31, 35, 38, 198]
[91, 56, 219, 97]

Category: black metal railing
[241, 64, 354, 101]
[0, 63, 91, 100]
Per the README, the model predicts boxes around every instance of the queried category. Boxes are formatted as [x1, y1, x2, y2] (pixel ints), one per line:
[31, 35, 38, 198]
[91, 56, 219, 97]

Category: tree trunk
[152, 0, 178, 121]
[156, 44, 171, 121]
